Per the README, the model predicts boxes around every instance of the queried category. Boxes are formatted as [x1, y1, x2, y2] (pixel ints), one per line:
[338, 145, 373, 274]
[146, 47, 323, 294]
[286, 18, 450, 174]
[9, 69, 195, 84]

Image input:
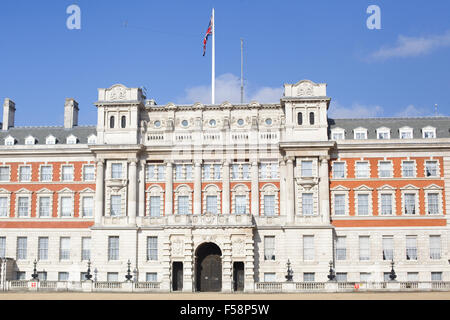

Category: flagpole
[212, 8, 215, 105]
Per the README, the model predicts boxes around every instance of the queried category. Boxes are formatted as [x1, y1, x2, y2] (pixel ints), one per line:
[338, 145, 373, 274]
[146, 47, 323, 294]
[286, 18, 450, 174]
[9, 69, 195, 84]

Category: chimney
[2, 98, 16, 131]
[64, 98, 79, 129]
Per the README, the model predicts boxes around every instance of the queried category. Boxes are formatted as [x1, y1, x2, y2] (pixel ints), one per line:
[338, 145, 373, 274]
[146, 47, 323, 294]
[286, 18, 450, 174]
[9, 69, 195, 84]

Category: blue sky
[0, 0, 449, 126]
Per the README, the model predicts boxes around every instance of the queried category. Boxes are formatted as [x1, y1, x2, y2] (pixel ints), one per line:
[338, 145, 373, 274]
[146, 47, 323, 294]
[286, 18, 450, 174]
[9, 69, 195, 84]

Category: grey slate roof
[328, 117, 450, 140]
[0, 126, 97, 145]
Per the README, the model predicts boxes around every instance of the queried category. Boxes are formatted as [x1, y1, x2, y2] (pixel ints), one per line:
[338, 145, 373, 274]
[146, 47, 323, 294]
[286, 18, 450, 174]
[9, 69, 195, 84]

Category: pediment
[424, 184, 443, 190]
[58, 187, 74, 194]
[0, 188, 11, 194]
[377, 184, 396, 191]
[80, 187, 95, 193]
[16, 188, 31, 194]
[401, 184, 420, 191]
[331, 185, 350, 192]
[36, 188, 53, 194]
[354, 185, 373, 191]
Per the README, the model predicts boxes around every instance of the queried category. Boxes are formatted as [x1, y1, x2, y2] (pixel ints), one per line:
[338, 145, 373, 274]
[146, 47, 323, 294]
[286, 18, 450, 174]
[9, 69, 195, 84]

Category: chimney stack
[2, 98, 16, 131]
[64, 98, 79, 129]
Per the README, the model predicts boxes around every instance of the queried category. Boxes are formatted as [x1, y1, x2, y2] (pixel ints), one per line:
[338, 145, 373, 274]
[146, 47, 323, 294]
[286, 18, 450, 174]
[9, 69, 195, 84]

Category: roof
[0, 126, 97, 145]
[328, 117, 450, 140]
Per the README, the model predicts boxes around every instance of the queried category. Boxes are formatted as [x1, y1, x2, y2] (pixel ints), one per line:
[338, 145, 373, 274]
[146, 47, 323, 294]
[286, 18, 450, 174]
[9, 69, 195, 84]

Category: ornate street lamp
[125, 260, 133, 282]
[31, 260, 39, 281]
[389, 259, 397, 281]
[85, 260, 93, 281]
[285, 259, 294, 282]
[327, 261, 336, 282]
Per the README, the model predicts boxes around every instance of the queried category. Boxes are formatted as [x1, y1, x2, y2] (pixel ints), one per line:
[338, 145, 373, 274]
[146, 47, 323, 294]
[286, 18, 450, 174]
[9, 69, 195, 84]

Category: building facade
[0, 80, 449, 292]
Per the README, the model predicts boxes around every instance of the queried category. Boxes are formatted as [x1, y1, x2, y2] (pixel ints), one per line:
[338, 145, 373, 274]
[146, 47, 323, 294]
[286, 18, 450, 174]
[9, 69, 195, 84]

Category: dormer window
[66, 135, 78, 145]
[331, 128, 345, 141]
[87, 135, 97, 145]
[5, 136, 15, 146]
[377, 128, 390, 140]
[399, 127, 413, 139]
[25, 136, 36, 145]
[422, 127, 436, 139]
[46, 135, 56, 145]
[354, 128, 368, 140]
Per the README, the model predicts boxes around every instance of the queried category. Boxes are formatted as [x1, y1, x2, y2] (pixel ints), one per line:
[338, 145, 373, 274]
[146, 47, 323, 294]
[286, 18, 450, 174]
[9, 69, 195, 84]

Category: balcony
[139, 214, 254, 229]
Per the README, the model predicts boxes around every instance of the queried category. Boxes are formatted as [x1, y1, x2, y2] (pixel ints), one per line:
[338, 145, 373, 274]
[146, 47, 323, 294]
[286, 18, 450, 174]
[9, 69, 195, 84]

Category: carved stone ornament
[171, 239, 184, 256]
[108, 85, 127, 101]
[232, 238, 245, 256]
[297, 82, 314, 97]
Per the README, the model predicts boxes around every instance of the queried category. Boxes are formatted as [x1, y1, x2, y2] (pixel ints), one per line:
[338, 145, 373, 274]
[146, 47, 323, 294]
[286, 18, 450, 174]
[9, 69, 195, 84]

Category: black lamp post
[31, 260, 39, 281]
[389, 259, 397, 281]
[327, 261, 336, 282]
[285, 259, 294, 282]
[85, 260, 93, 281]
[125, 260, 133, 282]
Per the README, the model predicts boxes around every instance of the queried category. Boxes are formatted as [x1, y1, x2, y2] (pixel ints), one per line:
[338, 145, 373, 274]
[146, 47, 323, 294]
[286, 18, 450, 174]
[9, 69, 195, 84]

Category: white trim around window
[354, 127, 368, 140]
[202, 184, 221, 215]
[400, 185, 420, 215]
[146, 185, 165, 217]
[36, 189, 54, 218]
[376, 127, 391, 140]
[354, 185, 373, 216]
[332, 161, 346, 179]
[422, 126, 436, 139]
[331, 186, 350, 217]
[377, 185, 396, 216]
[57, 188, 75, 218]
[424, 185, 444, 216]
[15, 189, 32, 218]
[260, 184, 279, 217]
[0, 189, 11, 218]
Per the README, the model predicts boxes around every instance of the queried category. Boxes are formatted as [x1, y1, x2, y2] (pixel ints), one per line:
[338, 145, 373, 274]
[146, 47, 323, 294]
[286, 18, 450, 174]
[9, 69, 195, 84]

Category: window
[108, 237, 119, 261]
[121, 116, 126, 128]
[332, 131, 345, 141]
[357, 194, 369, 216]
[406, 236, 417, 261]
[235, 195, 247, 215]
[149, 196, 161, 217]
[431, 272, 442, 281]
[66, 135, 77, 145]
[384, 273, 391, 282]
[5, 136, 15, 146]
[61, 166, 74, 181]
[0, 167, 9, 182]
[359, 236, 370, 261]
[379, 161, 392, 178]
[297, 113, 303, 125]
[336, 273, 348, 282]
[157, 166, 165, 180]
[0, 197, 8, 217]
[15, 272, 26, 280]
[87, 135, 97, 144]
[427, 193, 440, 215]
[175, 164, 183, 180]
[407, 272, 419, 282]
[82, 197, 94, 217]
[423, 129, 436, 139]
[206, 195, 218, 215]
[146, 273, 157, 282]
[17, 237, 27, 260]
[335, 236, 346, 260]
[60, 237, 70, 260]
[19, 166, 31, 182]
[110, 116, 115, 129]
[355, 162, 369, 178]
[264, 236, 275, 261]
[111, 164, 122, 179]
[377, 129, 390, 140]
[60, 197, 72, 217]
[430, 236, 441, 260]
[40, 166, 52, 182]
[402, 161, 415, 177]
[354, 130, 367, 140]
[302, 193, 314, 216]
[83, 165, 95, 181]
[185, 165, 193, 180]
[107, 272, 119, 282]
[203, 165, 211, 180]
[147, 165, 156, 180]
[301, 161, 313, 178]
[38, 237, 48, 261]
[18, 197, 29, 217]
[80, 272, 88, 281]
[382, 236, 393, 261]
[380, 194, 393, 215]
[147, 237, 158, 261]
[110, 195, 122, 216]
[264, 195, 275, 216]
[231, 164, 239, 180]
[333, 162, 345, 179]
[214, 164, 221, 180]
[404, 193, 416, 215]
[334, 194, 346, 216]
[425, 161, 438, 177]
[25, 136, 35, 145]
[242, 164, 250, 179]
[304, 273, 315, 282]
[360, 273, 371, 282]
[58, 272, 69, 282]
[309, 112, 315, 125]
[303, 235, 314, 261]
[37, 272, 47, 281]
[82, 237, 91, 261]
[0, 237, 5, 258]
[264, 273, 276, 282]
[46, 136, 56, 145]
[177, 196, 189, 215]
[400, 129, 413, 139]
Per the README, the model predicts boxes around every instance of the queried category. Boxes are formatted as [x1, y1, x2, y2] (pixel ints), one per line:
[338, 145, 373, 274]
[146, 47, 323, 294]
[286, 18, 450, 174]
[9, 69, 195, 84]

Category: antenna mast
[435, 104, 438, 117]
[241, 38, 244, 104]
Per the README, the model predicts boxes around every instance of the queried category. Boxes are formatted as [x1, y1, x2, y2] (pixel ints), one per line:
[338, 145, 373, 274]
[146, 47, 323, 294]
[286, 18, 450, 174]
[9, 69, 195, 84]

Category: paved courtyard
[1, 292, 450, 300]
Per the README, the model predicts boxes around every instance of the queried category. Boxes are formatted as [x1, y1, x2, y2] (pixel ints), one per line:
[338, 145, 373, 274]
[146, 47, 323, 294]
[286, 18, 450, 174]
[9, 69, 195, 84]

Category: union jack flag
[202, 17, 213, 56]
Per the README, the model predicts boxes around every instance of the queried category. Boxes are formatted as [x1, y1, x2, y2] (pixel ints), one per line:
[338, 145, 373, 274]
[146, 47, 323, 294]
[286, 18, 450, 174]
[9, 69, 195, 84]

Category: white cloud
[370, 30, 450, 60]
[328, 101, 384, 119]
[394, 104, 427, 117]
[178, 73, 282, 104]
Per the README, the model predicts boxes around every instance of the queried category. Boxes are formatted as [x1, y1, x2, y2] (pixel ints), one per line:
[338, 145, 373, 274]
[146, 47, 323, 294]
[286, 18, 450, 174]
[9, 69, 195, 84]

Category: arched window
[297, 113, 303, 125]
[121, 116, 126, 129]
[110, 116, 115, 129]
[309, 112, 315, 125]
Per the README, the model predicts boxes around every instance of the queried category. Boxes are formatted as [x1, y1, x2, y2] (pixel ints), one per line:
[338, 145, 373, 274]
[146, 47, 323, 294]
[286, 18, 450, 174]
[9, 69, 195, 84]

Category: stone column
[222, 161, 230, 215]
[286, 157, 295, 224]
[138, 160, 146, 218]
[128, 160, 137, 226]
[94, 160, 105, 225]
[165, 162, 173, 216]
[194, 161, 202, 215]
[279, 160, 287, 217]
[251, 161, 259, 216]
[320, 157, 331, 224]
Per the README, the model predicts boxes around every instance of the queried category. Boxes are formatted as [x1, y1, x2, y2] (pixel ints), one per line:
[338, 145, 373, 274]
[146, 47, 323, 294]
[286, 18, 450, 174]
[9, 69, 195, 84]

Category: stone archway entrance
[195, 243, 222, 292]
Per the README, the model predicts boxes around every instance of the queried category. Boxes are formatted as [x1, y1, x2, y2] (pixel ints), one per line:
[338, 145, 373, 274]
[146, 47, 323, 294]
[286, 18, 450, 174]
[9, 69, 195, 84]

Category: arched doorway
[195, 243, 222, 292]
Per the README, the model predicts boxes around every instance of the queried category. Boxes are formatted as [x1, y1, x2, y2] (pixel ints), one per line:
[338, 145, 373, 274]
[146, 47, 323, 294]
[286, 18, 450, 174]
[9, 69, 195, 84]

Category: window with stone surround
[303, 235, 314, 261]
[203, 164, 222, 181]
[0, 194, 9, 217]
[331, 128, 345, 141]
[147, 237, 158, 261]
[110, 195, 122, 217]
[16, 237, 27, 260]
[354, 128, 368, 140]
[259, 162, 279, 180]
[66, 135, 78, 145]
[382, 236, 394, 261]
[399, 127, 413, 139]
[304, 273, 315, 282]
[174, 163, 193, 181]
[175, 185, 192, 215]
[61, 165, 74, 182]
[0, 237, 5, 258]
[425, 160, 439, 177]
[331, 186, 349, 216]
[429, 235, 441, 260]
[38, 237, 48, 261]
[264, 236, 275, 261]
[431, 272, 442, 281]
[17, 194, 30, 218]
[402, 161, 416, 178]
[147, 164, 165, 181]
[355, 161, 370, 178]
[146, 186, 164, 217]
[232, 184, 249, 215]
[354, 186, 373, 216]
[111, 163, 123, 179]
[379, 161, 393, 178]
[203, 184, 221, 215]
[359, 236, 370, 261]
[81, 196, 94, 217]
[146, 273, 158, 282]
[301, 161, 313, 178]
[335, 236, 347, 260]
[108, 236, 119, 261]
[423, 127, 436, 139]
[40, 165, 53, 182]
[332, 162, 346, 179]
[231, 163, 251, 180]
[46, 135, 56, 145]
[0, 166, 10, 182]
[19, 166, 31, 182]
[38, 196, 51, 217]
[59, 237, 71, 260]
[83, 165, 95, 181]
[82, 237, 91, 261]
[377, 127, 391, 140]
[406, 235, 418, 261]
[260, 184, 279, 217]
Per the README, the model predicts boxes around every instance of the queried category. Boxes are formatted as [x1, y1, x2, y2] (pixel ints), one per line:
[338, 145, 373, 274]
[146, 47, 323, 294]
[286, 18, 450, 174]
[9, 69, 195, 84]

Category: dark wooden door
[233, 262, 245, 292]
[172, 262, 183, 292]
[200, 255, 222, 292]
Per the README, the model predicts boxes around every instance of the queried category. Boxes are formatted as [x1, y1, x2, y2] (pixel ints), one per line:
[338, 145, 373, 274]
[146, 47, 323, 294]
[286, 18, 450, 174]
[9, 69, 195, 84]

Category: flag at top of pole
[202, 9, 215, 105]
